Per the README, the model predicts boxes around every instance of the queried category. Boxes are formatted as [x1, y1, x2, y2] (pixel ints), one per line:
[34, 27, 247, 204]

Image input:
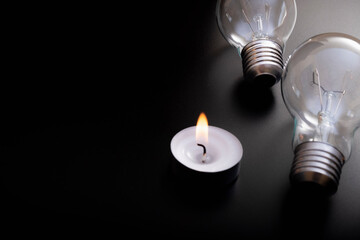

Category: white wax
[170, 126, 243, 173]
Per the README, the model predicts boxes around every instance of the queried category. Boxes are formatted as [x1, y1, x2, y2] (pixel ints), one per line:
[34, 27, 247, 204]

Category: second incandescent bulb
[216, 0, 297, 87]
[281, 33, 360, 195]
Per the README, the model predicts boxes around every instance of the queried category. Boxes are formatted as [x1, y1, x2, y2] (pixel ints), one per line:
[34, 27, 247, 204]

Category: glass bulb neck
[290, 141, 345, 195]
[240, 39, 283, 87]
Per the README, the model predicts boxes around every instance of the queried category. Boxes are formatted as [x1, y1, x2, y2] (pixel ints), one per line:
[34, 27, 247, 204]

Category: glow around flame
[196, 112, 208, 145]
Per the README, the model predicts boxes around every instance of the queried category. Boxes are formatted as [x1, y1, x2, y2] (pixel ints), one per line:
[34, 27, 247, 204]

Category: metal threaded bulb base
[241, 39, 283, 87]
[290, 141, 345, 195]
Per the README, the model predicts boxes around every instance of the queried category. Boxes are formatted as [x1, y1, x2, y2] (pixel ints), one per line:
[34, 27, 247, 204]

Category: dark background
[1, 0, 360, 238]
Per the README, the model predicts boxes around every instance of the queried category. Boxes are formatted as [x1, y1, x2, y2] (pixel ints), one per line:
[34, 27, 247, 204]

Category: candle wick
[197, 143, 207, 163]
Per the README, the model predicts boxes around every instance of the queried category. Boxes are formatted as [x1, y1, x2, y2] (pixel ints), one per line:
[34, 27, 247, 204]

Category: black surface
[1, 1, 360, 238]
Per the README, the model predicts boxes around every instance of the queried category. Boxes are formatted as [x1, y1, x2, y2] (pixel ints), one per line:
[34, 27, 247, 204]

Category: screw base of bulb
[241, 39, 283, 87]
[290, 141, 345, 195]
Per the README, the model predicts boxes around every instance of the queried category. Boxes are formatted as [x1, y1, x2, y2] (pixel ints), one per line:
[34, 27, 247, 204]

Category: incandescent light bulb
[282, 33, 360, 195]
[216, 0, 297, 87]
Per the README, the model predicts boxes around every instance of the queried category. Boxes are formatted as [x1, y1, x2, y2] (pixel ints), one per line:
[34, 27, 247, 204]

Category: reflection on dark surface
[166, 155, 236, 209]
[232, 78, 275, 117]
[280, 187, 331, 240]
[253, 74, 278, 88]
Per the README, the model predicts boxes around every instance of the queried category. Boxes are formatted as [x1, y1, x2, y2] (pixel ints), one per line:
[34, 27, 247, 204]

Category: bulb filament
[313, 68, 349, 142]
[312, 68, 347, 116]
[242, 2, 271, 39]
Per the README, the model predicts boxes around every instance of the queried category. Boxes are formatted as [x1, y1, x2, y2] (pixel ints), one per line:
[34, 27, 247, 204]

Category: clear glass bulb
[216, 0, 297, 87]
[282, 33, 360, 195]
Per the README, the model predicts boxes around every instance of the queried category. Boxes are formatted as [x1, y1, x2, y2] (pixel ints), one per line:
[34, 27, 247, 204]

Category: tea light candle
[170, 113, 243, 186]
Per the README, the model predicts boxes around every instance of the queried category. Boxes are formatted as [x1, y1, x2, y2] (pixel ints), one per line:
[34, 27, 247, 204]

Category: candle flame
[196, 112, 208, 145]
